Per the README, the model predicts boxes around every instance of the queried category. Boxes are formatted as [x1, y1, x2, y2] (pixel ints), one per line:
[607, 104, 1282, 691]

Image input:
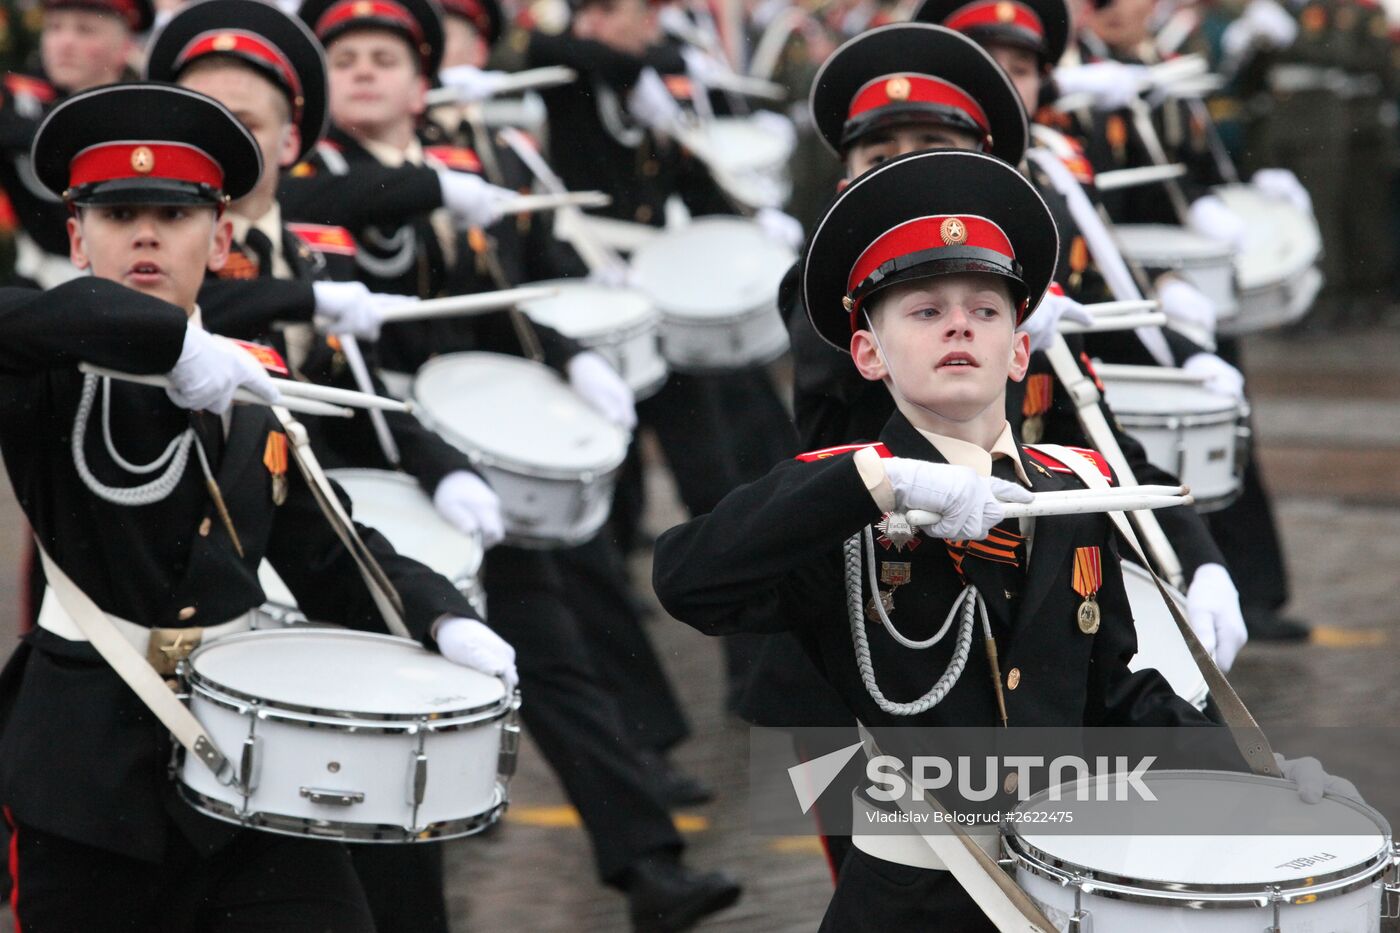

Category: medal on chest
[866, 561, 913, 621]
[1072, 546, 1103, 634]
[1021, 373, 1054, 445]
[264, 430, 289, 506]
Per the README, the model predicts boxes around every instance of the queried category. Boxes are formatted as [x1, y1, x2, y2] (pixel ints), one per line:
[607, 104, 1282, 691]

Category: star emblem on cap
[353, 0, 374, 13]
[212, 33, 237, 50]
[996, 1, 1016, 22]
[884, 76, 911, 101]
[940, 217, 967, 245]
[130, 146, 155, 174]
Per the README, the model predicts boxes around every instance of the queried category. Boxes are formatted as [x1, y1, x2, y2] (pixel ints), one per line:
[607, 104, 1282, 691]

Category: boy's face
[67, 204, 233, 312]
[1083, 0, 1152, 52]
[985, 43, 1041, 117]
[845, 120, 981, 178]
[850, 273, 1030, 423]
[41, 8, 131, 94]
[179, 64, 299, 199]
[326, 30, 426, 136]
[442, 14, 487, 69]
[572, 0, 657, 57]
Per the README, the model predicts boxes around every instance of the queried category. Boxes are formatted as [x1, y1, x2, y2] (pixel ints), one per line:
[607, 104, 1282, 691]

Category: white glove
[882, 458, 1034, 540]
[680, 46, 726, 92]
[1019, 289, 1094, 353]
[433, 470, 506, 548]
[627, 67, 683, 130]
[1052, 61, 1151, 109]
[568, 351, 636, 431]
[1188, 194, 1248, 251]
[437, 65, 510, 103]
[750, 109, 798, 152]
[166, 327, 281, 415]
[755, 207, 804, 251]
[434, 615, 518, 691]
[1274, 753, 1363, 805]
[436, 169, 516, 229]
[1182, 352, 1245, 402]
[1222, 0, 1298, 57]
[586, 261, 632, 288]
[1184, 563, 1247, 672]
[311, 280, 409, 341]
[1252, 167, 1312, 215]
[1157, 276, 1219, 339]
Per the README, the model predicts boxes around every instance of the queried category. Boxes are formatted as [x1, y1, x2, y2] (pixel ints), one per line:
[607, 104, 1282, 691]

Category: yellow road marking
[506, 806, 709, 833]
[1310, 626, 1388, 648]
[768, 836, 826, 855]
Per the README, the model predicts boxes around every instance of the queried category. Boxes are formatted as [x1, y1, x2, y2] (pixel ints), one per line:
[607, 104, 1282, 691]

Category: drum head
[1012, 771, 1390, 890]
[327, 468, 483, 581]
[1116, 224, 1235, 264]
[1121, 562, 1207, 708]
[630, 217, 795, 319]
[1215, 183, 1322, 289]
[259, 560, 296, 609]
[414, 353, 629, 473]
[188, 628, 506, 718]
[1100, 368, 1240, 417]
[698, 116, 795, 173]
[518, 281, 657, 339]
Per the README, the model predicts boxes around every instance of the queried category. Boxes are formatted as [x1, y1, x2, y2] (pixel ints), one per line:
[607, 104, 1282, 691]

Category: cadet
[0, 81, 512, 932]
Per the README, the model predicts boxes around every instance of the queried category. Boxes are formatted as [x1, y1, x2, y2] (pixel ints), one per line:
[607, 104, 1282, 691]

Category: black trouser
[5, 815, 374, 933]
[819, 850, 996, 933]
[349, 844, 449, 933]
[556, 534, 690, 754]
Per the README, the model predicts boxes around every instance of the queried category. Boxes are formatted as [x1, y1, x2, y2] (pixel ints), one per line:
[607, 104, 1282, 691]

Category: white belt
[850, 792, 999, 871]
[36, 587, 254, 656]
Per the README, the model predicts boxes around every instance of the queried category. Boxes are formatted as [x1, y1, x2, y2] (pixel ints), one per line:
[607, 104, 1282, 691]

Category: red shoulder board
[4, 73, 55, 103]
[1024, 445, 1114, 483]
[231, 339, 289, 376]
[286, 222, 357, 256]
[424, 145, 482, 173]
[795, 442, 892, 462]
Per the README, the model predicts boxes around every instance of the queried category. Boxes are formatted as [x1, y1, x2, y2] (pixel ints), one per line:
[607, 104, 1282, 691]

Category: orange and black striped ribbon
[945, 525, 1025, 575]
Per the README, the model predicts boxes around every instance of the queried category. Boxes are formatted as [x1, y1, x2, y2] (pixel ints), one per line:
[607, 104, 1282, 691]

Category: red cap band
[441, 0, 491, 35]
[845, 214, 1016, 321]
[848, 73, 991, 143]
[945, 0, 1045, 39]
[175, 30, 304, 122]
[316, 0, 424, 45]
[44, 0, 143, 30]
[68, 141, 224, 192]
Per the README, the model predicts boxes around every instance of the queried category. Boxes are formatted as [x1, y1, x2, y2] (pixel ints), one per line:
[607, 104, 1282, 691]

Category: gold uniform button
[1004, 772, 1019, 794]
[1007, 668, 1021, 690]
[178, 606, 197, 621]
[198, 517, 212, 537]
[634, 204, 653, 223]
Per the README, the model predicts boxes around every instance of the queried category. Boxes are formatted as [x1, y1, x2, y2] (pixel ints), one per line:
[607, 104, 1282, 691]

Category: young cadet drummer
[0, 81, 514, 932]
[0, 0, 152, 289]
[652, 149, 1350, 930]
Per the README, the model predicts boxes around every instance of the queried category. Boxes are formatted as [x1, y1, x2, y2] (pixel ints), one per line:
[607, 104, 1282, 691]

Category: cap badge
[940, 217, 968, 245]
[212, 33, 237, 50]
[842, 295, 855, 311]
[884, 76, 911, 101]
[996, 1, 1016, 21]
[130, 146, 155, 174]
[353, 0, 375, 14]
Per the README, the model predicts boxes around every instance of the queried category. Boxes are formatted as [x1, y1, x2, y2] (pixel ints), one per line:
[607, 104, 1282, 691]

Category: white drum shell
[1100, 367, 1244, 511]
[413, 353, 629, 548]
[519, 281, 668, 399]
[1122, 562, 1207, 709]
[178, 630, 514, 842]
[630, 217, 794, 373]
[1116, 224, 1239, 321]
[1214, 184, 1323, 335]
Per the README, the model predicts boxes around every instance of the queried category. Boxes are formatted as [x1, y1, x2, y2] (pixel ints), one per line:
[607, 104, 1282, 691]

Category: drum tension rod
[1067, 878, 1092, 933]
[1384, 844, 1400, 920]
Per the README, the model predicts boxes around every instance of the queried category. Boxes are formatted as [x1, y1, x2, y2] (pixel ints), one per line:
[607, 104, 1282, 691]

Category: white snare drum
[1098, 363, 1245, 511]
[254, 470, 485, 624]
[413, 352, 629, 548]
[179, 628, 519, 842]
[694, 115, 795, 210]
[519, 280, 668, 400]
[1214, 183, 1323, 335]
[630, 217, 794, 373]
[1122, 561, 1207, 710]
[1116, 223, 1239, 324]
[1005, 770, 1394, 932]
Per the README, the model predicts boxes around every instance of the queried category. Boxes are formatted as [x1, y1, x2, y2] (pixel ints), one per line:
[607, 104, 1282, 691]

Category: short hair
[178, 54, 293, 125]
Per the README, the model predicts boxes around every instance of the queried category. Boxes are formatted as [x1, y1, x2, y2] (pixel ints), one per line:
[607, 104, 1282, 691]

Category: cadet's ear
[851, 328, 887, 382]
[278, 123, 302, 169]
[206, 212, 233, 273]
[67, 213, 90, 271]
[1007, 328, 1031, 383]
[410, 73, 428, 117]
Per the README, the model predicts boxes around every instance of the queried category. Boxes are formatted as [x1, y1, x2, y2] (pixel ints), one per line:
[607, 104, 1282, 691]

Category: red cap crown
[315, 0, 424, 46]
[68, 141, 223, 193]
[175, 30, 305, 122]
[848, 72, 992, 148]
[944, 0, 1045, 38]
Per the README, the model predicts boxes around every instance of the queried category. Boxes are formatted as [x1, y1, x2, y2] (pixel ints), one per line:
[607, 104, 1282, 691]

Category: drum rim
[630, 216, 795, 317]
[185, 629, 513, 724]
[413, 353, 630, 479]
[1114, 223, 1238, 263]
[519, 279, 660, 338]
[1004, 769, 1394, 905]
[178, 781, 508, 843]
[1112, 409, 1243, 428]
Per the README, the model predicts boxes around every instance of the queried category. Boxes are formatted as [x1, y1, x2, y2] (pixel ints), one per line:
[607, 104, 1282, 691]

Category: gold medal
[1077, 596, 1101, 634]
[866, 588, 897, 621]
[1022, 415, 1043, 445]
[879, 562, 912, 587]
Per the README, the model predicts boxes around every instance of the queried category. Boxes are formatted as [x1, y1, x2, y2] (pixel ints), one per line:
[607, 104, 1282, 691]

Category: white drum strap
[1030, 443, 1280, 778]
[272, 407, 411, 639]
[34, 542, 234, 783]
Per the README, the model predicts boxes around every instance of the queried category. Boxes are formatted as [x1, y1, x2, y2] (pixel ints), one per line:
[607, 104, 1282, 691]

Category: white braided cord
[72, 373, 194, 506]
